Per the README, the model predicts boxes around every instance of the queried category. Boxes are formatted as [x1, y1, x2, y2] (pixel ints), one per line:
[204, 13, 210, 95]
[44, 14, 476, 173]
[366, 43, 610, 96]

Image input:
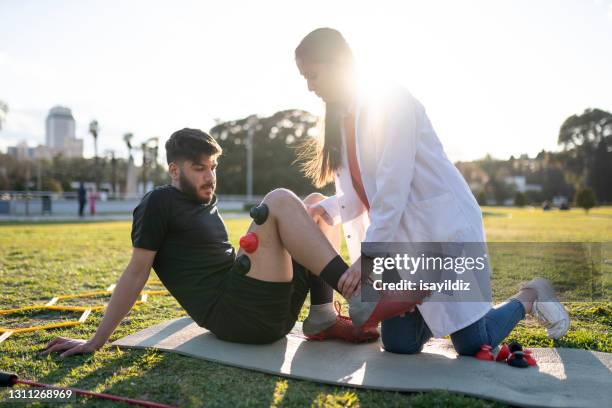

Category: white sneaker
[521, 278, 570, 339]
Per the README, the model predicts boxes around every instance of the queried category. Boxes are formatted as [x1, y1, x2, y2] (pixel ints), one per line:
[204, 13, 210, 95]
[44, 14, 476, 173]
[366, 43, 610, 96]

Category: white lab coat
[319, 83, 492, 337]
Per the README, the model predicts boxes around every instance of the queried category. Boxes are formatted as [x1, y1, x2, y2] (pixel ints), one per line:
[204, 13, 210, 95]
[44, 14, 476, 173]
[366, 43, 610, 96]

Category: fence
[0, 191, 266, 216]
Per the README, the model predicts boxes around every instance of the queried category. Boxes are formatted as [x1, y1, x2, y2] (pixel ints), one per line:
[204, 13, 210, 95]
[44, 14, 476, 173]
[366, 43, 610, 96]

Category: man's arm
[40, 247, 155, 358]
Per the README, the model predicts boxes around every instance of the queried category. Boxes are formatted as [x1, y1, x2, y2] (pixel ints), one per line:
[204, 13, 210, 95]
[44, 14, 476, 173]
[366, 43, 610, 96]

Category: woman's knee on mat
[381, 334, 425, 355]
[451, 337, 483, 356]
[450, 318, 490, 356]
[380, 312, 432, 354]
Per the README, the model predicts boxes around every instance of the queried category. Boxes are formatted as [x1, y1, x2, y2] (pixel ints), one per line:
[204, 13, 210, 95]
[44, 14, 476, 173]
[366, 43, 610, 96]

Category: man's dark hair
[165, 128, 222, 165]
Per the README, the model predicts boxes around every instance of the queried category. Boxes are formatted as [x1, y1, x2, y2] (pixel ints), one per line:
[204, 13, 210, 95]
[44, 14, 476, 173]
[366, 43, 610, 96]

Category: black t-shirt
[131, 185, 235, 326]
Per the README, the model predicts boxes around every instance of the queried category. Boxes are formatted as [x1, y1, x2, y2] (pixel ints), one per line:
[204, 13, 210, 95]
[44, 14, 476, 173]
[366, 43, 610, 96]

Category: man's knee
[263, 188, 302, 208]
[303, 192, 327, 207]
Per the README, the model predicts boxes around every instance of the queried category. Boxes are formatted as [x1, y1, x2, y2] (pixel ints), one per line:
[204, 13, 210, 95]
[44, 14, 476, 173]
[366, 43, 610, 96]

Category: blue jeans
[381, 299, 526, 356]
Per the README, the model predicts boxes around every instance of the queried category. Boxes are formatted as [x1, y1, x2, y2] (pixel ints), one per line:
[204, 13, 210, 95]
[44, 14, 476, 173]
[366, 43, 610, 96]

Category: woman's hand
[338, 258, 362, 298]
[306, 203, 334, 226]
[40, 337, 103, 358]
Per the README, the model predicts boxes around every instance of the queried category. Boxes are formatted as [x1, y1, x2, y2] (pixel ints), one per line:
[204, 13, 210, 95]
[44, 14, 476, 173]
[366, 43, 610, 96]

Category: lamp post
[140, 137, 159, 193]
[105, 150, 117, 196]
[88, 120, 99, 191]
[25, 161, 31, 216]
[0, 100, 8, 131]
[245, 115, 258, 201]
[123, 133, 137, 196]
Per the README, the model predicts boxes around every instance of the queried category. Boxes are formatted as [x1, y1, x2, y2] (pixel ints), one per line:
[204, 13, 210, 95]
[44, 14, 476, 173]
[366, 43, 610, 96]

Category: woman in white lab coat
[294, 27, 570, 355]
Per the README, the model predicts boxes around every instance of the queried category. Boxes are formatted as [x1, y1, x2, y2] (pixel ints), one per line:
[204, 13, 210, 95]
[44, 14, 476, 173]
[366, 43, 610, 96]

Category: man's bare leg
[301, 193, 342, 333]
[303, 192, 341, 252]
[235, 188, 410, 334]
[237, 188, 344, 285]
[235, 189, 378, 341]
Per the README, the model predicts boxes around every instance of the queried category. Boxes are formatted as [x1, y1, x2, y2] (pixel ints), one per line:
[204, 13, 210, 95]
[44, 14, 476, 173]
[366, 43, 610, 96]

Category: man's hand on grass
[40, 337, 102, 358]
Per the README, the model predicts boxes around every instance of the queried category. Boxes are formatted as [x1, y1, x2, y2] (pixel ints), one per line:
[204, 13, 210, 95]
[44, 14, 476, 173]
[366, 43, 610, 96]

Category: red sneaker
[359, 297, 423, 330]
[305, 302, 380, 343]
[350, 289, 428, 330]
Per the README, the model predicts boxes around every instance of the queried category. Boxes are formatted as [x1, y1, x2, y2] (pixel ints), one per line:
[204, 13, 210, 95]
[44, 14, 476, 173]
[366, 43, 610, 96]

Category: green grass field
[0, 207, 611, 407]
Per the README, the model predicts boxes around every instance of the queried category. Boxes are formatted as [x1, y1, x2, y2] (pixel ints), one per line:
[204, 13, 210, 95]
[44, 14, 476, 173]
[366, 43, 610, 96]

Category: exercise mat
[112, 317, 612, 408]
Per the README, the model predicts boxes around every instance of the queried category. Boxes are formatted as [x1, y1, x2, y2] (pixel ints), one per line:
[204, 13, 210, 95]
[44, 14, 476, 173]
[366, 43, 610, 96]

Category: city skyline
[6, 105, 83, 160]
[1, 0, 611, 164]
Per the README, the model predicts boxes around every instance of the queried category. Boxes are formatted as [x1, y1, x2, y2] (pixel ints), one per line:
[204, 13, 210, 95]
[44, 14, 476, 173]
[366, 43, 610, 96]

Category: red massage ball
[475, 344, 494, 361]
[239, 232, 259, 253]
[496, 343, 511, 362]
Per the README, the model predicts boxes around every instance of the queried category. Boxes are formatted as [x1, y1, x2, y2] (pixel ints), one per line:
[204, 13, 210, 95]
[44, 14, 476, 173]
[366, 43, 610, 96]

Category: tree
[484, 178, 513, 205]
[0, 100, 7, 130]
[140, 137, 159, 192]
[589, 138, 612, 202]
[210, 109, 327, 196]
[558, 108, 612, 196]
[40, 177, 63, 192]
[574, 187, 597, 213]
[558, 108, 612, 149]
[105, 150, 118, 194]
[524, 190, 543, 205]
[0, 151, 139, 193]
[476, 190, 487, 206]
[514, 192, 527, 207]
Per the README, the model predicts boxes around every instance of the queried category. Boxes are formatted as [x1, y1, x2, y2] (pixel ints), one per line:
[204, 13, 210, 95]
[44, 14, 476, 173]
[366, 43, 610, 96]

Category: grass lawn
[0, 206, 610, 407]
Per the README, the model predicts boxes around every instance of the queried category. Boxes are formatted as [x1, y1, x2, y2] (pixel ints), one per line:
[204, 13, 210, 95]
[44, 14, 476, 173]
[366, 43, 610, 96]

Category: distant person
[78, 182, 87, 217]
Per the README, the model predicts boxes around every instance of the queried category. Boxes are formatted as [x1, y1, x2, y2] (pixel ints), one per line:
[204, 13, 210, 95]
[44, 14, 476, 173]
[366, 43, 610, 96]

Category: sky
[1, 0, 611, 163]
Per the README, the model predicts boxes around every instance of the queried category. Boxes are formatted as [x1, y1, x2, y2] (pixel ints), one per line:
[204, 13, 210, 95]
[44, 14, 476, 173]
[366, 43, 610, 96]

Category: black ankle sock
[308, 273, 334, 305]
[319, 255, 349, 293]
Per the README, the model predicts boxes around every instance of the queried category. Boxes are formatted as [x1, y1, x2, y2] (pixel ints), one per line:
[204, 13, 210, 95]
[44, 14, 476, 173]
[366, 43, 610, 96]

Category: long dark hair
[295, 28, 353, 188]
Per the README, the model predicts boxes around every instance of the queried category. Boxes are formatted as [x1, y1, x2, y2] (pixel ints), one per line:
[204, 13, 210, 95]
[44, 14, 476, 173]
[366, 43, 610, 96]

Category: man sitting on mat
[41, 128, 420, 357]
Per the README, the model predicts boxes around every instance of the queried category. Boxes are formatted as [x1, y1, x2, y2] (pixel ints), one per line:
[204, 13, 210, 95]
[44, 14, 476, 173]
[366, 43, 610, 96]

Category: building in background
[7, 141, 36, 161]
[6, 106, 83, 160]
[44, 106, 83, 158]
[504, 176, 542, 194]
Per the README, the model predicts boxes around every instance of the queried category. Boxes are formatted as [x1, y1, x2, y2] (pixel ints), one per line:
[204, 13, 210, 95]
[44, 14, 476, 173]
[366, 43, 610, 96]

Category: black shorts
[204, 260, 311, 344]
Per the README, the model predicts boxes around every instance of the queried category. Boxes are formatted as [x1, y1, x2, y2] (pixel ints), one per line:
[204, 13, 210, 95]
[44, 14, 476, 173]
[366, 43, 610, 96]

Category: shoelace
[333, 300, 352, 322]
